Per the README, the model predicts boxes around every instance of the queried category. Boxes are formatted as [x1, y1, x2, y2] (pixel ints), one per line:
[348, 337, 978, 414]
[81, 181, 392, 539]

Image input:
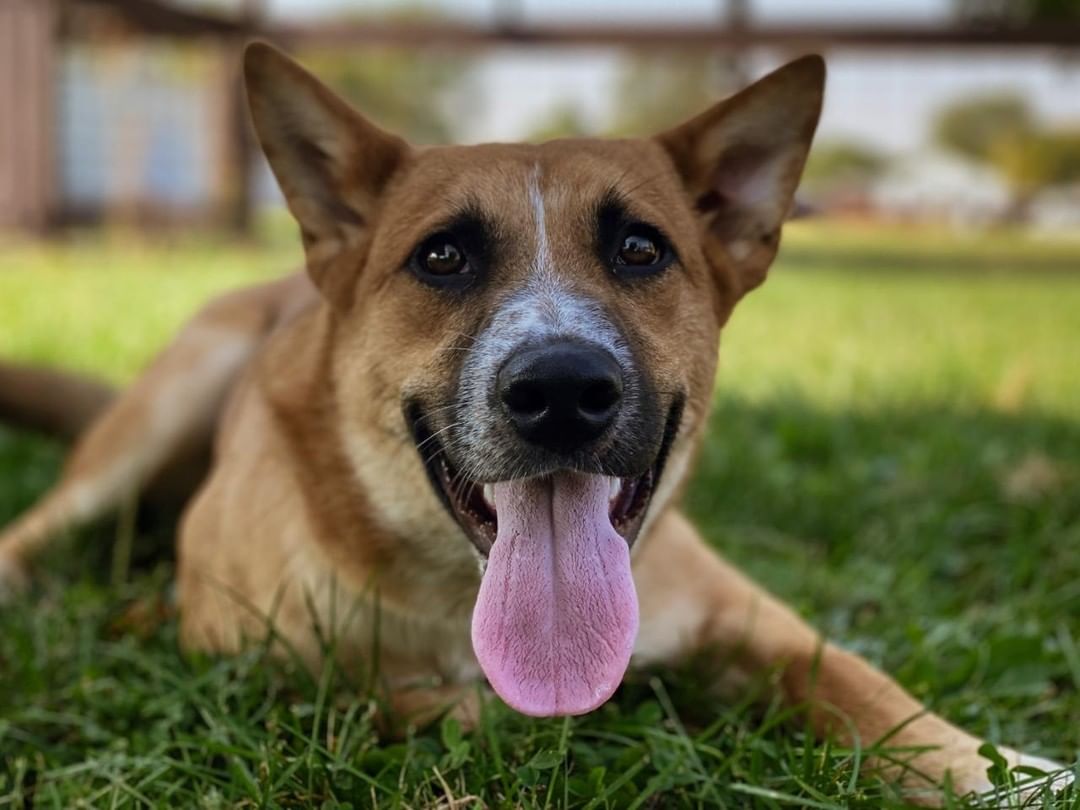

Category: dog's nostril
[579, 379, 620, 416]
[503, 381, 547, 416]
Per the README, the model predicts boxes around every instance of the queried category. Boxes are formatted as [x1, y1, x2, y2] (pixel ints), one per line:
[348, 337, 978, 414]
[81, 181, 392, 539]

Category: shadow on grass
[686, 395, 1080, 599]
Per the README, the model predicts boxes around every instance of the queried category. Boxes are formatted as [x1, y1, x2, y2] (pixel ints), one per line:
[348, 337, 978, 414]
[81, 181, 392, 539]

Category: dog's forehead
[393, 138, 682, 227]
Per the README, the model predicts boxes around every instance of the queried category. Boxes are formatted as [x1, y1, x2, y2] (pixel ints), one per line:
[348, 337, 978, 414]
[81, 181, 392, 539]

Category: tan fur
[0, 45, 1068, 805]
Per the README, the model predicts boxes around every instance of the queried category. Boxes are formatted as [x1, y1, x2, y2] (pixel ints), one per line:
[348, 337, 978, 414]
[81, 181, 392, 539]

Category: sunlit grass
[0, 232, 294, 380]
[725, 258, 1080, 414]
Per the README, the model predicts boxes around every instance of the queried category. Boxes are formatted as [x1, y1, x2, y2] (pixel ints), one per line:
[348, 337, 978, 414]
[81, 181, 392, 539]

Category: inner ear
[695, 142, 789, 245]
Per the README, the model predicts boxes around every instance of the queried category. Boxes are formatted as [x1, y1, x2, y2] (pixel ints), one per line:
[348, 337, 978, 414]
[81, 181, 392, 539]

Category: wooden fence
[1, 0, 1078, 234]
[0, 0, 55, 231]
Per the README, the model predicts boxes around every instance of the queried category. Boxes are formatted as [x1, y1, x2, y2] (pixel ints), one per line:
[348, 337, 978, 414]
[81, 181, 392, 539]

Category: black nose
[497, 341, 623, 452]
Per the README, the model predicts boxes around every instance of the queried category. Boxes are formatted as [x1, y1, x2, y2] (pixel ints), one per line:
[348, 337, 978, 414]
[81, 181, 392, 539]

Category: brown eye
[421, 236, 467, 276]
[617, 232, 661, 266]
[611, 224, 672, 278]
[410, 221, 488, 291]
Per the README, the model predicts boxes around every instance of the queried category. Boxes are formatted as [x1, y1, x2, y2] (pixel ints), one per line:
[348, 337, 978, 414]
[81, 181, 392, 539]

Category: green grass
[1, 224, 1079, 808]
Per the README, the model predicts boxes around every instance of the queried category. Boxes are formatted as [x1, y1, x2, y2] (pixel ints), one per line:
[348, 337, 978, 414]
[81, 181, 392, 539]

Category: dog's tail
[0, 360, 117, 441]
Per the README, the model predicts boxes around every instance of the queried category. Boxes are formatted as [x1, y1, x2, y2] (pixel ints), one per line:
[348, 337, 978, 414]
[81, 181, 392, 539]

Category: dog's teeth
[483, 484, 496, 510]
[609, 477, 621, 503]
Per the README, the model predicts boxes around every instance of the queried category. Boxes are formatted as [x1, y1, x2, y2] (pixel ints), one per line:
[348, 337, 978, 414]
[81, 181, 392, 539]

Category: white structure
[871, 151, 1012, 228]
[1029, 184, 1080, 235]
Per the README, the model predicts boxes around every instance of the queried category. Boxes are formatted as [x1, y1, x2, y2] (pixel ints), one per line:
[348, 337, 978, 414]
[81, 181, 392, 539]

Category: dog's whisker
[414, 422, 462, 457]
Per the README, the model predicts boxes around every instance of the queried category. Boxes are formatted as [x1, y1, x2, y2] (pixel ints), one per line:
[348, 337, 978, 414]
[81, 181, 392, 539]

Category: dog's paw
[969, 746, 1075, 805]
[0, 552, 30, 604]
[902, 742, 1076, 807]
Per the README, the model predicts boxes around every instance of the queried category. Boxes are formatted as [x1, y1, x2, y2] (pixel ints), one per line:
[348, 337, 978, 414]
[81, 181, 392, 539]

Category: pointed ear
[657, 55, 824, 296]
[244, 42, 410, 298]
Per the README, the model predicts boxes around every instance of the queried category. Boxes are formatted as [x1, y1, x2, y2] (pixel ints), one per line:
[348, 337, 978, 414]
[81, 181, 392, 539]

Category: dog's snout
[497, 341, 623, 452]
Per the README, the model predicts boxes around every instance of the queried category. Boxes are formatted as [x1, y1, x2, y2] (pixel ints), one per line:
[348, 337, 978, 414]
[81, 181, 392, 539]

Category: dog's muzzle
[405, 334, 684, 719]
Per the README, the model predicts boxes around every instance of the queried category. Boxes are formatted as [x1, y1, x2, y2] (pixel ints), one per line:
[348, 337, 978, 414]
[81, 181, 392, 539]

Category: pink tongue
[470, 472, 639, 717]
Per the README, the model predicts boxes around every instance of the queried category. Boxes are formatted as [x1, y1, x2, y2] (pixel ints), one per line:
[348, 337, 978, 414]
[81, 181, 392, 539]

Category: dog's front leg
[632, 509, 1068, 805]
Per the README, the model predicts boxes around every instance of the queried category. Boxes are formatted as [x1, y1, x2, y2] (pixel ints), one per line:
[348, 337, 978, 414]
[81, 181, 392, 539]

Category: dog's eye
[419, 235, 467, 276]
[617, 232, 661, 266]
[410, 232, 476, 288]
[612, 225, 671, 277]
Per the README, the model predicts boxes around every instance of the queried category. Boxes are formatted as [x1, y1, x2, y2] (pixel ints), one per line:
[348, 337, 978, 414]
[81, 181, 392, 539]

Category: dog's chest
[299, 558, 482, 687]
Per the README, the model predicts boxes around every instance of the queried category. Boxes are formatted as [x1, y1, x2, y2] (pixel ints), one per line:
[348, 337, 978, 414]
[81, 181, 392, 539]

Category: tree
[607, 54, 737, 138]
[301, 49, 475, 145]
[934, 94, 1034, 163]
[298, 9, 476, 145]
[1030, 0, 1080, 19]
[801, 141, 888, 195]
[991, 130, 1080, 197]
[934, 93, 1080, 219]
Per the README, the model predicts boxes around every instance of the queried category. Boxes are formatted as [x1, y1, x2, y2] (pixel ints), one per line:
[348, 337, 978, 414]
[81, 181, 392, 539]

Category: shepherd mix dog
[0, 44, 1071, 805]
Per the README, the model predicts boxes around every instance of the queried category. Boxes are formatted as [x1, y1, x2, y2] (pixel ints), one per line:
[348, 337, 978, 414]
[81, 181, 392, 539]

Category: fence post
[0, 0, 57, 233]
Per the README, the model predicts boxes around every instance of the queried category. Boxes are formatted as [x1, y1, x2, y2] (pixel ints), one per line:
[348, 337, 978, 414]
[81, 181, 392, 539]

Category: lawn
[1, 224, 1078, 808]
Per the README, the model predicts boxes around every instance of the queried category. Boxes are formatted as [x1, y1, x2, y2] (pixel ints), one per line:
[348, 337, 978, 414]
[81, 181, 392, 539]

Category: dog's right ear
[657, 55, 824, 300]
[244, 42, 410, 297]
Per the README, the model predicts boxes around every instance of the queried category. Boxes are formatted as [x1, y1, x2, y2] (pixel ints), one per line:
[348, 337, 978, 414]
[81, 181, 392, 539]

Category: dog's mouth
[429, 460, 655, 559]
[406, 401, 681, 719]
[406, 402, 681, 558]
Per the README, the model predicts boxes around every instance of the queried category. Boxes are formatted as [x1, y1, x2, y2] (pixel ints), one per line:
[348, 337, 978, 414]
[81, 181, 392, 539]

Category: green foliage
[299, 48, 475, 145]
[296, 8, 476, 144]
[934, 94, 1035, 163]
[526, 103, 592, 143]
[991, 130, 1080, 196]
[2, 228, 1080, 806]
[1032, 0, 1080, 19]
[1041, 130, 1080, 183]
[934, 93, 1080, 199]
[608, 54, 735, 137]
[801, 141, 888, 193]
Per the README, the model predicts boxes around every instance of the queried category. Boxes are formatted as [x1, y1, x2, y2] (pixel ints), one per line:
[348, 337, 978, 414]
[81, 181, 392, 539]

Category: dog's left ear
[657, 55, 824, 296]
[244, 42, 411, 302]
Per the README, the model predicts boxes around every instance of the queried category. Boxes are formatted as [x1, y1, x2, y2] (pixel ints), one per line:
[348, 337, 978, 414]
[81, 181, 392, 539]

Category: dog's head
[245, 44, 823, 717]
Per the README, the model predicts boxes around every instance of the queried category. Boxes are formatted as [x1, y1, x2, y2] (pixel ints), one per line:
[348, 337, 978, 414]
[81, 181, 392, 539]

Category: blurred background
[3, 0, 1080, 235]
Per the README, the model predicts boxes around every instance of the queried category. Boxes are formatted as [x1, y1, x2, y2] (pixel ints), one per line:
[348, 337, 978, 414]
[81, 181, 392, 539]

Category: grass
[1, 223, 1079, 808]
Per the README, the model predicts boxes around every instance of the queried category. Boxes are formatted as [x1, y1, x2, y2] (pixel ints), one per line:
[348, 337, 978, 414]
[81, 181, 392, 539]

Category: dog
[0, 44, 1071, 805]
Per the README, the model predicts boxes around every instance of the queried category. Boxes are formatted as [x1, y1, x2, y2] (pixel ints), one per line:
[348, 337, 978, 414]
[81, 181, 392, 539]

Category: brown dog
[0, 44, 1070, 805]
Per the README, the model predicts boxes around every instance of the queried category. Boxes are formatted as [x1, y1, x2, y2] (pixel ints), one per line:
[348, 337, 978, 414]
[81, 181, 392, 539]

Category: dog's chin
[406, 403, 682, 558]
